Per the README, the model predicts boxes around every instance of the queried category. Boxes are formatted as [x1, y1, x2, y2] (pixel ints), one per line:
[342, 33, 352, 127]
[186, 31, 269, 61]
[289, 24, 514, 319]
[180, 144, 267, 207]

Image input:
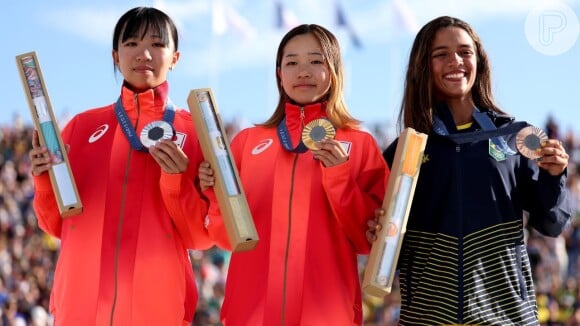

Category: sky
[4, 0, 580, 141]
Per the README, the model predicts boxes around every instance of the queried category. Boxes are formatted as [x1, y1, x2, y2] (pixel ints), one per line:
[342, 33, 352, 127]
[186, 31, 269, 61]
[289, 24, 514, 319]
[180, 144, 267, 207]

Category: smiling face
[112, 24, 179, 91]
[277, 33, 331, 105]
[430, 26, 477, 102]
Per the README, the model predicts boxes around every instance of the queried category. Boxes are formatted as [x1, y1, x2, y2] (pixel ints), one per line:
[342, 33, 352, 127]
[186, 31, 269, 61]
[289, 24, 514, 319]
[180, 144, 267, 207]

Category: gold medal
[301, 118, 336, 150]
[516, 125, 547, 160]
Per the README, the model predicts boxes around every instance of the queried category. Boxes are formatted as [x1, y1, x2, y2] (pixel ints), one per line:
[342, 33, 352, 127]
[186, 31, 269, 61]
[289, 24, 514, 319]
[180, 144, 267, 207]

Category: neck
[123, 81, 167, 94]
[446, 98, 475, 125]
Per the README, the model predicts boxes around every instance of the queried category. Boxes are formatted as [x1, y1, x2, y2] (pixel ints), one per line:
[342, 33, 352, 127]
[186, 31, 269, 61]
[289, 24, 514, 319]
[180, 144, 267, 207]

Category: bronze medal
[516, 125, 547, 160]
[301, 119, 336, 150]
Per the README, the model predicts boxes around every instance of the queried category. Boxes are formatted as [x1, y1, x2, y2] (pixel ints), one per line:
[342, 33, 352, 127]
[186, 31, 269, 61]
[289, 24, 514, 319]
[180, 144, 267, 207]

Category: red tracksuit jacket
[206, 101, 389, 325]
[33, 82, 211, 326]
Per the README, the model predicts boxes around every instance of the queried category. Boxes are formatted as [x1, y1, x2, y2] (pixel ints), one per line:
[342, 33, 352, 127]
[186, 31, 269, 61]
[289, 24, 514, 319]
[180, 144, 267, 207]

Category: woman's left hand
[149, 139, 189, 174]
[311, 139, 348, 167]
[537, 139, 569, 176]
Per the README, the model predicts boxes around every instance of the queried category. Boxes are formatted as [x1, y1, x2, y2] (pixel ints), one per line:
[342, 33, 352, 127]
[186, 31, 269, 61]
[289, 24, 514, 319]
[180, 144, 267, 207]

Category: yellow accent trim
[456, 122, 473, 130]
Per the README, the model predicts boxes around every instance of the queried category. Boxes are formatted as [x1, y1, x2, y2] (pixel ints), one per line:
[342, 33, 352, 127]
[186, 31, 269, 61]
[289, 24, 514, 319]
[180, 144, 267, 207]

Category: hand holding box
[16, 52, 82, 217]
[187, 88, 258, 252]
[362, 128, 427, 297]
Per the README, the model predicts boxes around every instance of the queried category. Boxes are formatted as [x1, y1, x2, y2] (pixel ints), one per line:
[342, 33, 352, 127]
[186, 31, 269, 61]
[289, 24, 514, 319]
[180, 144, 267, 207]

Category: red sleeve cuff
[33, 174, 54, 192]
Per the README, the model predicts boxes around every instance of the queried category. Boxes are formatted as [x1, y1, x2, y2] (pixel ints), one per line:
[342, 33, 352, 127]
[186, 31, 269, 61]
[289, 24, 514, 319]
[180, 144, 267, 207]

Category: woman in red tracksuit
[29, 7, 210, 326]
[199, 24, 389, 325]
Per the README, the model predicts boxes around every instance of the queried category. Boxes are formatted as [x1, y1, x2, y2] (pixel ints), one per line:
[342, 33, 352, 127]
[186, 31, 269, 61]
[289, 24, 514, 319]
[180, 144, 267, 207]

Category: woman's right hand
[198, 161, 215, 192]
[29, 130, 52, 177]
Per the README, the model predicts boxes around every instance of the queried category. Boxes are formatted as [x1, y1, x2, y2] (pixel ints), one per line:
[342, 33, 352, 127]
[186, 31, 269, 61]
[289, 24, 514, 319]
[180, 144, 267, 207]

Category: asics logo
[88, 124, 109, 143]
[251, 139, 273, 155]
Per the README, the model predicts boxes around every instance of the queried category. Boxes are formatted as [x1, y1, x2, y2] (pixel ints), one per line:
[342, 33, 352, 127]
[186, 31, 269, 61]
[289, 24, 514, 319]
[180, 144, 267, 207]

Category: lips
[444, 71, 466, 80]
[133, 66, 154, 73]
[294, 83, 316, 88]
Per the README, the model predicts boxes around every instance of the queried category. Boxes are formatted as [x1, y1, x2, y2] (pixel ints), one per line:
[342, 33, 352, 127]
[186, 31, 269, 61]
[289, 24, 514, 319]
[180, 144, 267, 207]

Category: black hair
[112, 7, 178, 52]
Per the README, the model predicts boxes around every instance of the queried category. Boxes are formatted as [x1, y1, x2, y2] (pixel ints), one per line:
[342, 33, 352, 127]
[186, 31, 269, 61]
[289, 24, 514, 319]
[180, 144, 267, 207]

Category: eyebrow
[432, 44, 474, 52]
[284, 51, 324, 58]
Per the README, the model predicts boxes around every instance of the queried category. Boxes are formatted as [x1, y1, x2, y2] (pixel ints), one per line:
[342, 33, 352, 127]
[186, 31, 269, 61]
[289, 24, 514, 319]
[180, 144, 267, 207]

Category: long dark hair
[398, 16, 506, 133]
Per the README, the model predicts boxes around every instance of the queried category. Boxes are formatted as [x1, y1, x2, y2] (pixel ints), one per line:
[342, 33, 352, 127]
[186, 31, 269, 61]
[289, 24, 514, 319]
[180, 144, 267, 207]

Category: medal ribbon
[277, 117, 308, 153]
[114, 97, 175, 152]
[433, 106, 525, 148]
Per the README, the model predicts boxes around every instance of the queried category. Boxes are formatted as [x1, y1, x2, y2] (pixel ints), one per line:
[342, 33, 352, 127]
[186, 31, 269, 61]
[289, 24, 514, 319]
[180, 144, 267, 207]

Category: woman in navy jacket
[370, 16, 571, 326]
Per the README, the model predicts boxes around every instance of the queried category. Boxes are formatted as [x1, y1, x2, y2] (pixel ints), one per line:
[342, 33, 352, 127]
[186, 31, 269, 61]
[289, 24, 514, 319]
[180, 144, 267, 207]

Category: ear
[276, 67, 281, 80]
[112, 50, 119, 67]
[172, 51, 180, 68]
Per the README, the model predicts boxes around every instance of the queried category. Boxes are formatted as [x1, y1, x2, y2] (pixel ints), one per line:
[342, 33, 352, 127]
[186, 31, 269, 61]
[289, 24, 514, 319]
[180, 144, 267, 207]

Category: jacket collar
[284, 101, 327, 127]
[283, 101, 328, 148]
[434, 101, 515, 133]
[120, 81, 169, 115]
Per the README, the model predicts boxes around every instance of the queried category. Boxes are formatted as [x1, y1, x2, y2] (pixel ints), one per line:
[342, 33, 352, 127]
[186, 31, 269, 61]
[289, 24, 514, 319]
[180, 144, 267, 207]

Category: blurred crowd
[0, 115, 578, 326]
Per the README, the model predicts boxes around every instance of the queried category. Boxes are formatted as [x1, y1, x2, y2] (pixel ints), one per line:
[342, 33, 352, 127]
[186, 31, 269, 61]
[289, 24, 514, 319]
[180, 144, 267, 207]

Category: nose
[448, 52, 463, 66]
[136, 47, 152, 62]
[298, 66, 311, 78]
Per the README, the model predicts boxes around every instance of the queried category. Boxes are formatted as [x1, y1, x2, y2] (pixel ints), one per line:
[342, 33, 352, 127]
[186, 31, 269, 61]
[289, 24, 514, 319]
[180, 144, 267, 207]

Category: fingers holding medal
[142, 121, 188, 174]
[517, 125, 568, 176]
[302, 118, 336, 150]
[516, 125, 547, 160]
[304, 119, 348, 167]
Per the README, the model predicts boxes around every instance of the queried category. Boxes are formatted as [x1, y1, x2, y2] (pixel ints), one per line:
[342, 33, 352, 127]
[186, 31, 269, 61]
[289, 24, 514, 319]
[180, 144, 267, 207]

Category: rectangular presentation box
[362, 128, 427, 297]
[16, 51, 83, 218]
[187, 88, 258, 252]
